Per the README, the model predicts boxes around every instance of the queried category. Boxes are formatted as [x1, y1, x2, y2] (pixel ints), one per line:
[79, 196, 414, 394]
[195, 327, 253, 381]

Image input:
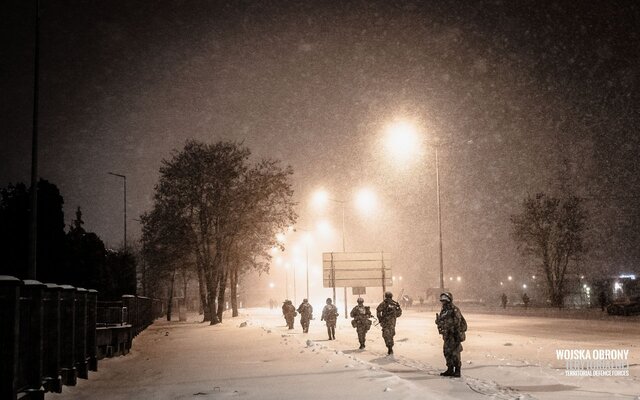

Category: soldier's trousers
[285, 316, 294, 329]
[443, 335, 462, 367]
[356, 326, 369, 345]
[381, 325, 396, 348]
[300, 317, 310, 332]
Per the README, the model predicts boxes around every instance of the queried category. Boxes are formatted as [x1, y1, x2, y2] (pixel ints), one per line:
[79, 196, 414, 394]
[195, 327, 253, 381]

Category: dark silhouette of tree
[146, 140, 297, 324]
[65, 206, 107, 290]
[102, 249, 137, 300]
[511, 192, 588, 308]
[140, 200, 193, 320]
[0, 180, 67, 282]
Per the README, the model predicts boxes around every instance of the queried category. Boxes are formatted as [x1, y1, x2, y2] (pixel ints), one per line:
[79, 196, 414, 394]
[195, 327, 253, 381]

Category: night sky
[2, 0, 639, 295]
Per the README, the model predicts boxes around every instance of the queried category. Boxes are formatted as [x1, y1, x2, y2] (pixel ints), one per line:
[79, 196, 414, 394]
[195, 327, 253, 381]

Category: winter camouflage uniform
[282, 300, 296, 329]
[376, 292, 402, 355]
[297, 299, 313, 333]
[321, 298, 339, 340]
[350, 299, 372, 349]
[435, 292, 466, 377]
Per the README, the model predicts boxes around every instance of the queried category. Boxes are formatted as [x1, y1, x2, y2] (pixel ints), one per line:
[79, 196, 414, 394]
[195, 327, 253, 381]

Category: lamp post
[384, 121, 445, 291]
[108, 172, 127, 250]
[434, 144, 444, 290]
[27, 0, 42, 279]
[387, 122, 444, 290]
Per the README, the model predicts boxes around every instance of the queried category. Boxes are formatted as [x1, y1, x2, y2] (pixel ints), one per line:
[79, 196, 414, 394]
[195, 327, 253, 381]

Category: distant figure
[522, 293, 530, 310]
[282, 299, 296, 329]
[401, 294, 413, 308]
[419, 296, 425, 306]
[376, 291, 402, 355]
[350, 298, 373, 350]
[501, 293, 508, 309]
[321, 298, 339, 340]
[269, 298, 275, 310]
[435, 292, 466, 377]
[297, 298, 313, 333]
[598, 290, 608, 312]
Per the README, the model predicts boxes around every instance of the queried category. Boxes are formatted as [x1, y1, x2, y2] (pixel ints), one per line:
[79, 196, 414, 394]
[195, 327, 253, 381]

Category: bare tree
[511, 192, 589, 308]
[148, 140, 296, 324]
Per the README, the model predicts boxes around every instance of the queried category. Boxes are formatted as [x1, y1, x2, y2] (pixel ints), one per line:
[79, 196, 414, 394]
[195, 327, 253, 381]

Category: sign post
[323, 252, 392, 315]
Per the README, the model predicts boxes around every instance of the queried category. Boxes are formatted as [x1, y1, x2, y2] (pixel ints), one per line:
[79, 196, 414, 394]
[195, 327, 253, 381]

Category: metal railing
[0, 276, 165, 400]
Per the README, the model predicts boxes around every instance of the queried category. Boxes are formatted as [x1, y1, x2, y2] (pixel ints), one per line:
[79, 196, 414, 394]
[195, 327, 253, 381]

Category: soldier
[321, 298, 339, 340]
[500, 293, 508, 309]
[598, 290, 607, 312]
[435, 292, 467, 377]
[522, 293, 530, 310]
[282, 299, 296, 329]
[376, 291, 402, 355]
[350, 298, 373, 349]
[297, 298, 313, 333]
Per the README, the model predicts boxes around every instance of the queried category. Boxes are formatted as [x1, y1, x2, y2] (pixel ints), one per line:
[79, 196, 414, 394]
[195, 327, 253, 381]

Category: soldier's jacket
[282, 302, 296, 317]
[350, 305, 372, 329]
[435, 303, 466, 341]
[297, 303, 313, 319]
[376, 299, 402, 327]
[321, 304, 338, 324]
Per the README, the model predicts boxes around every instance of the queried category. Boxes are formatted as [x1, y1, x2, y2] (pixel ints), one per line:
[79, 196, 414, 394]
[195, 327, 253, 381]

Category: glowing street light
[311, 189, 346, 252]
[355, 188, 377, 216]
[316, 220, 333, 236]
[384, 121, 421, 163]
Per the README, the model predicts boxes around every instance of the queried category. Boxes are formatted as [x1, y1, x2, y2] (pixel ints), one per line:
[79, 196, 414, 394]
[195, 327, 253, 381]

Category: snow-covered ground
[50, 307, 640, 400]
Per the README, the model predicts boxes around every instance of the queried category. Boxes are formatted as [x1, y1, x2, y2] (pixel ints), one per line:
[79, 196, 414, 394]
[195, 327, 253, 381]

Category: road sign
[352, 287, 366, 295]
[322, 252, 392, 288]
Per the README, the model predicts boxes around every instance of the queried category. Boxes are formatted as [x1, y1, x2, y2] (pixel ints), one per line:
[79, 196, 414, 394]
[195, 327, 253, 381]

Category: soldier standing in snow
[500, 293, 508, 309]
[522, 293, 530, 310]
[282, 299, 296, 329]
[321, 298, 339, 340]
[350, 298, 373, 349]
[376, 291, 402, 355]
[297, 298, 313, 333]
[435, 292, 467, 377]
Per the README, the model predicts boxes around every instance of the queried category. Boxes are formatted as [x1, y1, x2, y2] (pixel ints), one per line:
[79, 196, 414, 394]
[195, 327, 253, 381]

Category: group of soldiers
[281, 291, 466, 377]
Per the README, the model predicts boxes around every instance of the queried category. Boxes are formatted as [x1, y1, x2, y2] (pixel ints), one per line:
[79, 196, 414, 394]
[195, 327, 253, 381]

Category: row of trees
[0, 180, 136, 299]
[141, 140, 297, 324]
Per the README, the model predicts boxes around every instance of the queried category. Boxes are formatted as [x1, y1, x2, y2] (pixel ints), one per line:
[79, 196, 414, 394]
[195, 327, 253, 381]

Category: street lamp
[108, 172, 127, 250]
[311, 188, 376, 317]
[313, 189, 347, 252]
[295, 230, 314, 300]
[385, 121, 445, 290]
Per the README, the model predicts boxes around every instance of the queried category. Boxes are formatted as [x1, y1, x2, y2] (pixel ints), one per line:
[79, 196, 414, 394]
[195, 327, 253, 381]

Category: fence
[0, 276, 165, 400]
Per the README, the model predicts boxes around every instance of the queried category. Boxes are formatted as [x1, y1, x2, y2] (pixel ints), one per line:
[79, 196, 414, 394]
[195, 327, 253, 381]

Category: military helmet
[439, 292, 453, 302]
[302, 298, 308, 303]
[357, 297, 364, 304]
[384, 291, 393, 299]
[326, 297, 332, 304]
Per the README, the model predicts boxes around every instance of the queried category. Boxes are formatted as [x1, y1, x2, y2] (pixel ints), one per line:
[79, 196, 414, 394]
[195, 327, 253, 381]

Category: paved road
[49, 308, 639, 400]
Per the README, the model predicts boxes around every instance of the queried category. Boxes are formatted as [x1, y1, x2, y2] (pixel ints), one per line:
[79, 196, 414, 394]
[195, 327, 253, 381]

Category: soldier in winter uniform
[297, 298, 313, 333]
[350, 298, 373, 349]
[321, 298, 339, 340]
[282, 299, 296, 329]
[435, 292, 467, 377]
[376, 291, 402, 355]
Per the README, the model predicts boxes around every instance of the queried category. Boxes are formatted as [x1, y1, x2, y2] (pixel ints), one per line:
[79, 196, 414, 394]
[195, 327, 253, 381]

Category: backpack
[379, 300, 401, 321]
[459, 312, 467, 342]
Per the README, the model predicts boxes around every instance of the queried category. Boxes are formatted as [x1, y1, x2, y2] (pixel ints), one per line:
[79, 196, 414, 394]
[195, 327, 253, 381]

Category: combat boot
[440, 366, 454, 376]
[453, 363, 461, 377]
